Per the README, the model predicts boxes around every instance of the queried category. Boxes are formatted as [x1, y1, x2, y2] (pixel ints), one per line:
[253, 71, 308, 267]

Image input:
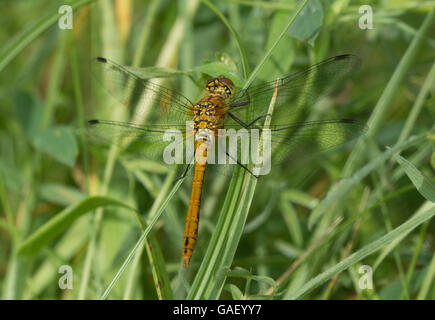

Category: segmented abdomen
[182, 140, 208, 267]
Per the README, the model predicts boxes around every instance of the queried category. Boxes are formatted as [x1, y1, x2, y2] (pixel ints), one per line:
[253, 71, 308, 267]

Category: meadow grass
[0, 0, 434, 300]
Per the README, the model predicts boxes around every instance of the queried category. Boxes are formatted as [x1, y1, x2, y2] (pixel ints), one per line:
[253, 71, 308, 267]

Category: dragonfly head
[205, 75, 234, 100]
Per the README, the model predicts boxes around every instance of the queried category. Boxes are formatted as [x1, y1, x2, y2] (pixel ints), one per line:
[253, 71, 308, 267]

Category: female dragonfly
[87, 54, 366, 267]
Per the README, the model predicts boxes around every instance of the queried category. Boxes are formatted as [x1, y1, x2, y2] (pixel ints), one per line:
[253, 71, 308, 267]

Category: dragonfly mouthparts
[96, 57, 107, 63]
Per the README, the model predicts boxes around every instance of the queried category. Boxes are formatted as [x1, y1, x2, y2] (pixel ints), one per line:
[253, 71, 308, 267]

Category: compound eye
[206, 80, 216, 91]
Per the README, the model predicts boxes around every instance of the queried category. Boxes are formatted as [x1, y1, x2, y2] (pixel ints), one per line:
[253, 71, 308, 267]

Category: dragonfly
[87, 54, 366, 267]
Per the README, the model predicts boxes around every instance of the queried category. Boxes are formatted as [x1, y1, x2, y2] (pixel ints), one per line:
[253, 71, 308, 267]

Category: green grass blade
[201, 0, 250, 79]
[0, 0, 95, 73]
[17, 196, 139, 255]
[187, 168, 254, 299]
[243, 0, 310, 89]
[144, 231, 173, 300]
[394, 152, 435, 202]
[270, 134, 427, 294]
[288, 204, 435, 299]
[100, 171, 183, 300]
[309, 134, 426, 228]
[417, 250, 435, 299]
[308, 8, 435, 229]
[343, 8, 435, 175]
[396, 62, 435, 145]
[401, 219, 431, 299]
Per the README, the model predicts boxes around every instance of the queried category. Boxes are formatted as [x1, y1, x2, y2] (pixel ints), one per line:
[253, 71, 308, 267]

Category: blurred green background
[0, 0, 434, 300]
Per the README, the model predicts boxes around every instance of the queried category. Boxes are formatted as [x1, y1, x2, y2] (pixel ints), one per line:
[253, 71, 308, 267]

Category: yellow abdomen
[182, 141, 208, 267]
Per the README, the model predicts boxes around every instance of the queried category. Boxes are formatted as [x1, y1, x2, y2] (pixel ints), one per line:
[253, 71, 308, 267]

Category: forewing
[227, 55, 361, 126]
[92, 57, 194, 125]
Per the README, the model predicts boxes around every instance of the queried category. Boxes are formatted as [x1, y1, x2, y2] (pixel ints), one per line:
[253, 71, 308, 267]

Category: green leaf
[194, 62, 244, 88]
[32, 126, 78, 167]
[288, 0, 323, 46]
[279, 199, 303, 247]
[394, 153, 435, 202]
[243, 0, 310, 89]
[13, 91, 44, 137]
[17, 196, 137, 255]
[261, 6, 296, 80]
[224, 284, 244, 299]
[222, 266, 277, 288]
[200, 0, 250, 79]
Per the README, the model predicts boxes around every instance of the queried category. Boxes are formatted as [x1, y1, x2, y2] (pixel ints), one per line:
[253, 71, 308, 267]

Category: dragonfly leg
[176, 163, 192, 180]
[175, 149, 196, 180]
[230, 89, 250, 108]
[225, 151, 259, 179]
[228, 111, 271, 128]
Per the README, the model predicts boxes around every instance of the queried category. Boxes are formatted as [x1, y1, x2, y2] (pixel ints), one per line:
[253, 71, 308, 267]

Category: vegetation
[0, 0, 434, 300]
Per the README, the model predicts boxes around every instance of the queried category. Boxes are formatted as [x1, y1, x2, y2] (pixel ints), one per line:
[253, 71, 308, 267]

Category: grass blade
[288, 204, 435, 299]
[394, 152, 435, 202]
[17, 196, 139, 255]
[201, 0, 250, 79]
[100, 171, 184, 300]
[0, 0, 95, 73]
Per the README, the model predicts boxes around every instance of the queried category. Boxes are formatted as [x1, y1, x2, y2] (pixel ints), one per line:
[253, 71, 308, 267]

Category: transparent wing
[92, 57, 194, 125]
[86, 118, 366, 178]
[213, 119, 367, 176]
[227, 55, 361, 126]
[265, 119, 367, 165]
[88, 57, 198, 176]
[86, 119, 192, 164]
[88, 55, 366, 179]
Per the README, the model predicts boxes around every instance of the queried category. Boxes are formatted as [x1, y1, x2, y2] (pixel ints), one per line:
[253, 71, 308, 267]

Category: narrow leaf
[394, 153, 435, 202]
[18, 196, 137, 255]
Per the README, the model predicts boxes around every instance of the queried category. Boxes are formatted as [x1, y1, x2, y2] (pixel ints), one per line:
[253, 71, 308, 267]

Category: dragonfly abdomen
[182, 142, 208, 267]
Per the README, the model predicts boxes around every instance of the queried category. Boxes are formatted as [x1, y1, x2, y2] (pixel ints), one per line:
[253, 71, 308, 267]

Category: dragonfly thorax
[193, 95, 228, 134]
